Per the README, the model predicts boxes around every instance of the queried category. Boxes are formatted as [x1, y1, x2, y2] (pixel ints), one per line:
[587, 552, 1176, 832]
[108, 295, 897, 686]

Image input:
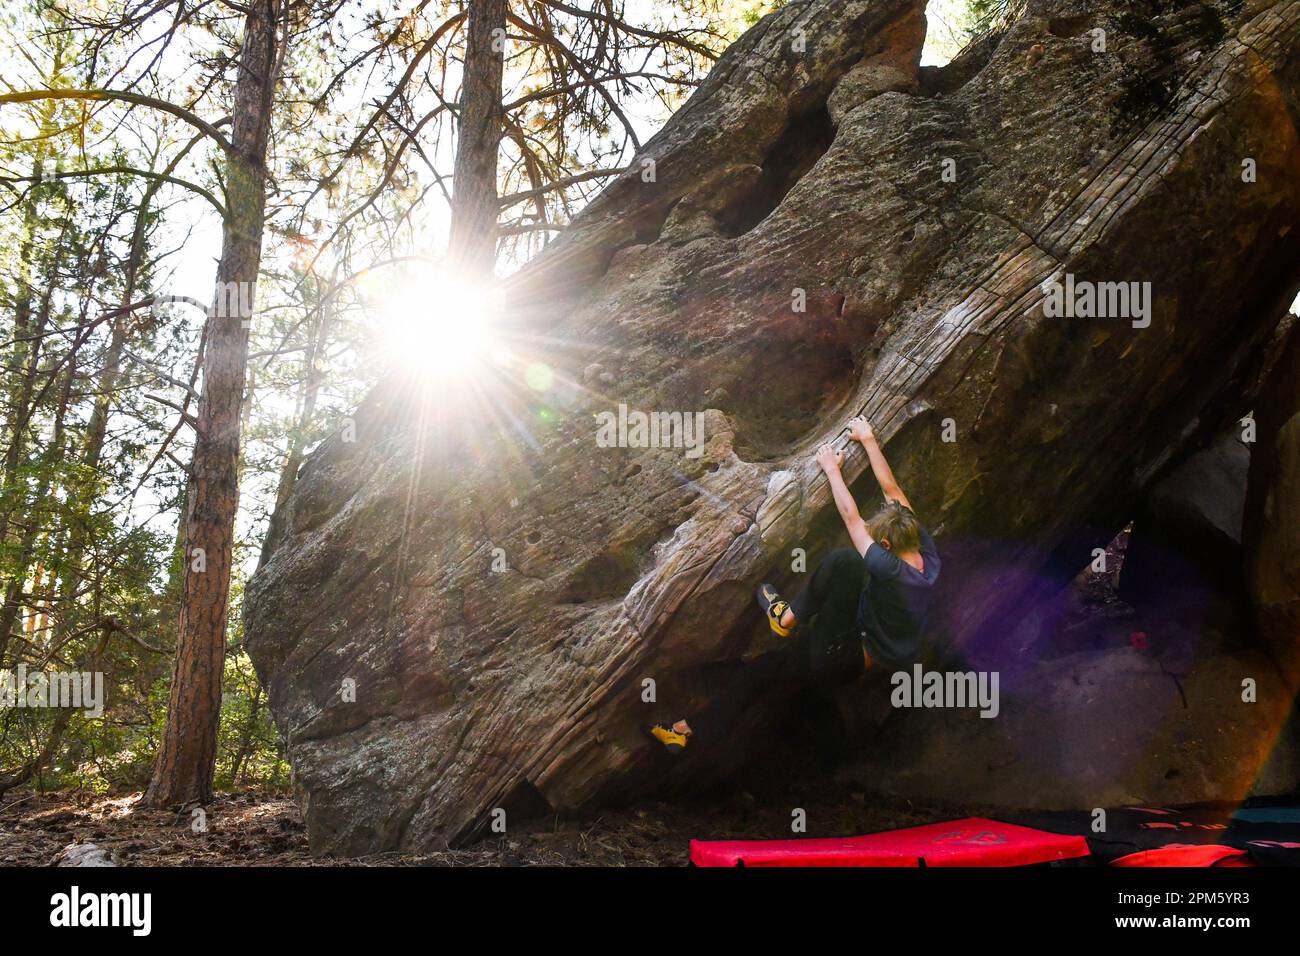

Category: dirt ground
[0, 784, 981, 866]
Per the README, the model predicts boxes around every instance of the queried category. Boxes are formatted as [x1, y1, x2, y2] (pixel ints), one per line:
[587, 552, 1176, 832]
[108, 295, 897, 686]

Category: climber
[648, 415, 940, 753]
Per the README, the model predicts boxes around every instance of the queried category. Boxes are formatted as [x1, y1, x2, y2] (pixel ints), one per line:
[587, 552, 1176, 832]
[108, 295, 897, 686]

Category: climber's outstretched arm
[848, 416, 912, 512]
[816, 443, 873, 555]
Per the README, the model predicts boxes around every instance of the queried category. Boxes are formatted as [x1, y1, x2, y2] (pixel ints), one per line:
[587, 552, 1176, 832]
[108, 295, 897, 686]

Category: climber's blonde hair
[865, 500, 921, 553]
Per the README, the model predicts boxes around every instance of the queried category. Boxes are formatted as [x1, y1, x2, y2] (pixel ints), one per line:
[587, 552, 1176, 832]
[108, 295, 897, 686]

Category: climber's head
[866, 500, 921, 553]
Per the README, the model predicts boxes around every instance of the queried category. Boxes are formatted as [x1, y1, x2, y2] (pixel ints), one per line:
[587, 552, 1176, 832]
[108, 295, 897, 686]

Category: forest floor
[0, 785, 974, 866]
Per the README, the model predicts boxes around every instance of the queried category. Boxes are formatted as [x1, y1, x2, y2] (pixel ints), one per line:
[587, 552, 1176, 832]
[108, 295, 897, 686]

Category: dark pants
[689, 549, 866, 740]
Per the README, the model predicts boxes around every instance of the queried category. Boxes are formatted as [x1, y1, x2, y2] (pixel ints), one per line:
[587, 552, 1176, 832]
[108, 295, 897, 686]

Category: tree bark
[142, 0, 282, 808]
[447, 0, 506, 277]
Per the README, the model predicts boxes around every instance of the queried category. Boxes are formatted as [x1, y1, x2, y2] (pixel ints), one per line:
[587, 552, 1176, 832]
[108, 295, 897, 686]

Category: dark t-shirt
[856, 521, 940, 667]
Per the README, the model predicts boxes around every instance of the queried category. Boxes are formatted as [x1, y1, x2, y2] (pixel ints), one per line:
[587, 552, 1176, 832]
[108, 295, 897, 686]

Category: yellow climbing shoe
[756, 583, 793, 637]
[648, 723, 690, 753]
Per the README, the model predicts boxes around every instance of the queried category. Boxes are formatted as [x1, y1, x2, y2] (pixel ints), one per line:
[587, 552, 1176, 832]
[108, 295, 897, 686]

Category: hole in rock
[715, 106, 836, 238]
[486, 779, 553, 835]
[633, 214, 665, 245]
[559, 546, 643, 606]
[1048, 14, 1091, 37]
[597, 200, 682, 276]
[730, 337, 859, 461]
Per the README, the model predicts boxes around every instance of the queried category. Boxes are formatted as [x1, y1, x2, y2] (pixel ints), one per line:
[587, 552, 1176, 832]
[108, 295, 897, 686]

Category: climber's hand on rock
[816, 443, 843, 474]
[848, 415, 874, 444]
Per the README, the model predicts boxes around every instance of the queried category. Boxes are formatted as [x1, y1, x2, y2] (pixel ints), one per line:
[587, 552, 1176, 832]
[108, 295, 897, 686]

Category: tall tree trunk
[447, 0, 505, 277]
[142, 0, 281, 808]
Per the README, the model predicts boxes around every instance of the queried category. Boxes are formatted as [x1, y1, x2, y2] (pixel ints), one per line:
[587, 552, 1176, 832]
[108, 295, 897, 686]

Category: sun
[375, 266, 504, 380]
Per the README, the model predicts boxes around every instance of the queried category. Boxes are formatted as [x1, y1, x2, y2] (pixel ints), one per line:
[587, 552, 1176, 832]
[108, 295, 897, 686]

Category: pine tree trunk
[142, 0, 281, 808]
[447, 0, 505, 277]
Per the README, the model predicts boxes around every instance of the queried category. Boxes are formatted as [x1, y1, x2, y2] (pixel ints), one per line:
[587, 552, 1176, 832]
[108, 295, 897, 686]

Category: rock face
[838, 645, 1300, 811]
[1244, 315, 1300, 685]
[246, 0, 1300, 853]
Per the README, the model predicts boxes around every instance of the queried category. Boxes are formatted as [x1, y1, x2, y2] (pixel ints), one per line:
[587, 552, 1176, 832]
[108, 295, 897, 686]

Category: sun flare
[375, 267, 504, 380]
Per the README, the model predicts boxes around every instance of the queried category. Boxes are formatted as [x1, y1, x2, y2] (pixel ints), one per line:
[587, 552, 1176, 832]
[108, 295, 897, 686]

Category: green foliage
[734, 0, 783, 30]
[215, 651, 290, 791]
[966, 0, 1029, 40]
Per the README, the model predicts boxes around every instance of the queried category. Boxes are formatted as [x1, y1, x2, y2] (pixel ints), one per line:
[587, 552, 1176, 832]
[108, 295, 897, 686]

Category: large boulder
[1244, 313, 1300, 685]
[246, 0, 1300, 853]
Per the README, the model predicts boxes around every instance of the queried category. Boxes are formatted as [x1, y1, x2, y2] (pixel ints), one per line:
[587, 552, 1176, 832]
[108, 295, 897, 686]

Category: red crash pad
[1110, 845, 1256, 867]
[690, 817, 1091, 867]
